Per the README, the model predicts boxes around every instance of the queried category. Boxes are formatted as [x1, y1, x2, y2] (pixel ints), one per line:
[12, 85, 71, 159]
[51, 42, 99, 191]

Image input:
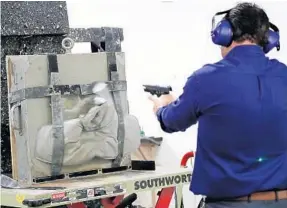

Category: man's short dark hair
[225, 2, 270, 47]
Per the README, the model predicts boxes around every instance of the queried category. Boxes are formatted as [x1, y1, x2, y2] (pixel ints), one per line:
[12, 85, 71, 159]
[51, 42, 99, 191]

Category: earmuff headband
[269, 22, 279, 32]
[211, 10, 231, 31]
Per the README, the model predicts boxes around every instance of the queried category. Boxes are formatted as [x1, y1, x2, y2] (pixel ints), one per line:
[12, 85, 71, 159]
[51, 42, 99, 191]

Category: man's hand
[148, 94, 175, 114]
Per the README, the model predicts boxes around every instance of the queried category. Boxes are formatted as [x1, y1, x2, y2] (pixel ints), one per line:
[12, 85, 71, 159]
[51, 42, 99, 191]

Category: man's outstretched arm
[155, 74, 201, 133]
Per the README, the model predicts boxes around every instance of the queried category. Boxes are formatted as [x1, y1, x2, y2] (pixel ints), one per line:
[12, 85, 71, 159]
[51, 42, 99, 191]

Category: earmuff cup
[263, 30, 280, 53]
[211, 20, 233, 47]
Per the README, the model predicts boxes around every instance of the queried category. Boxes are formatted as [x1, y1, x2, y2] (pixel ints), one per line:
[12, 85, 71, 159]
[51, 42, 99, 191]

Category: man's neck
[224, 41, 258, 57]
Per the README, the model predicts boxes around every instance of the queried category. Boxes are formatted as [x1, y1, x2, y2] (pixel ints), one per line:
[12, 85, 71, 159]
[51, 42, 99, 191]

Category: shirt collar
[224, 45, 265, 59]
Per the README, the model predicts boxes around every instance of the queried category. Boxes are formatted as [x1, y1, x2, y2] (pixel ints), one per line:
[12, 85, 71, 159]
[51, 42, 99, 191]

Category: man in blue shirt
[149, 2, 287, 208]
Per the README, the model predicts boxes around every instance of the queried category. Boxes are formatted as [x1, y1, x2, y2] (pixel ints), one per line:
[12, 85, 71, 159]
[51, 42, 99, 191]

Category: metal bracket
[10, 102, 22, 132]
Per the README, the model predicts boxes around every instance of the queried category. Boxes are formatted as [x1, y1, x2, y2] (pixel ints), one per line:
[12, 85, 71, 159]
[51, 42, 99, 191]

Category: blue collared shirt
[156, 45, 287, 198]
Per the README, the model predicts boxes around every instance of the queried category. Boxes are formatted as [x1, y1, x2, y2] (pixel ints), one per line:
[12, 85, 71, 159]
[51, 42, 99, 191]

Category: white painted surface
[66, 0, 287, 207]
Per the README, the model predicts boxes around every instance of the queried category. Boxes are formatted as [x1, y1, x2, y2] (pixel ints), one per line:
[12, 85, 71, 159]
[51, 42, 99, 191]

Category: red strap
[101, 195, 125, 208]
[155, 187, 175, 208]
[66, 195, 124, 208]
[67, 202, 86, 208]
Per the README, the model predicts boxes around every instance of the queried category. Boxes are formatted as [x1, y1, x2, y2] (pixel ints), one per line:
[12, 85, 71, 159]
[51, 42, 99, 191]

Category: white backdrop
[66, 0, 287, 207]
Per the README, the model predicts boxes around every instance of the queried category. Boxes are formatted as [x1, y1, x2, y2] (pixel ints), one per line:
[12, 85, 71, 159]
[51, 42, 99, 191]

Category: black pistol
[143, 85, 172, 97]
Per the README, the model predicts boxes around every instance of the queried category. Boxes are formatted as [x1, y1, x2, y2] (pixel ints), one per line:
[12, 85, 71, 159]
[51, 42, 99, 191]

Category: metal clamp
[10, 102, 23, 134]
